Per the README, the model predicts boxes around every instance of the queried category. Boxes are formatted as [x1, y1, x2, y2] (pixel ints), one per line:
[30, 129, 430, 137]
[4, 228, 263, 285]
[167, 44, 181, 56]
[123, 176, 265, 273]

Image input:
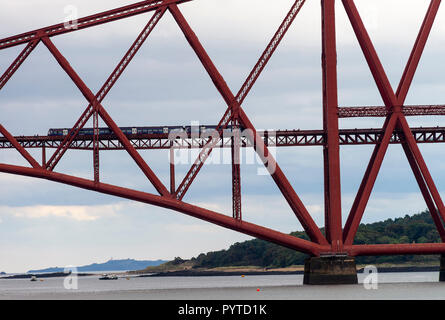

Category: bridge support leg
[303, 255, 358, 285]
[440, 254, 445, 282]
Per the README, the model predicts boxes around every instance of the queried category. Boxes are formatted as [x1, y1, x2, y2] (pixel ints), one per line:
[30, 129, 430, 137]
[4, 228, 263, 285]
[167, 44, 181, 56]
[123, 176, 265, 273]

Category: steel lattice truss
[1, 0, 445, 257]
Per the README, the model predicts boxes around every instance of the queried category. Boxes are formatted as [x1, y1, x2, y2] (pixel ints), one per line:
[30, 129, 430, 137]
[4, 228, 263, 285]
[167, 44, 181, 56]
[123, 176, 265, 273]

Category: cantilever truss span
[1, 0, 445, 257]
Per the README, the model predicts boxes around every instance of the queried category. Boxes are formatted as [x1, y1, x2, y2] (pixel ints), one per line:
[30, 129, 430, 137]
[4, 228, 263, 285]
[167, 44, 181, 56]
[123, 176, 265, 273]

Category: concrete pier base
[303, 255, 358, 285]
[440, 254, 445, 282]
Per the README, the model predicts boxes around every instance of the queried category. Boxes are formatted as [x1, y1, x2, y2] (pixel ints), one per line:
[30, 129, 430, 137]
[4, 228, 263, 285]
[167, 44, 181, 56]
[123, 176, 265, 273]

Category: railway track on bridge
[2, 126, 445, 150]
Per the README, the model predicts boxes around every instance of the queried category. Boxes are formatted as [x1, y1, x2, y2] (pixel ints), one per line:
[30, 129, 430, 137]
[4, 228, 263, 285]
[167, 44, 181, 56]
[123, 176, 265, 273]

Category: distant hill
[27, 258, 168, 274]
[185, 210, 442, 269]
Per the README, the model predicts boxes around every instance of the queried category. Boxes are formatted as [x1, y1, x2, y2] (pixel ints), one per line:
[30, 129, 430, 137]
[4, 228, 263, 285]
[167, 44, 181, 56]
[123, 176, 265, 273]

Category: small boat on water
[99, 274, 118, 280]
[30, 275, 37, 281]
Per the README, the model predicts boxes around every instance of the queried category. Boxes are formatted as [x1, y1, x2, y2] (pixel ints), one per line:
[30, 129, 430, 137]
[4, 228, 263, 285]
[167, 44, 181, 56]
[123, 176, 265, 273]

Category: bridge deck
[1, 126, 445, 150]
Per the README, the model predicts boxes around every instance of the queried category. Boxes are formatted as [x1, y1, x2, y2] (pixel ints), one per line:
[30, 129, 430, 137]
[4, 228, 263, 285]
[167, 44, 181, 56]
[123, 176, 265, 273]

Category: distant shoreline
[1, 265, 440, 279]
[137, 265, 441, 277]
[0, 272, 94, 279]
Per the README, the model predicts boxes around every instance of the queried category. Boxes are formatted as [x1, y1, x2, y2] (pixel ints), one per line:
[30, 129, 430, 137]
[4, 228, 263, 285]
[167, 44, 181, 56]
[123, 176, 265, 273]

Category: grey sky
[1, 0, 445, 272]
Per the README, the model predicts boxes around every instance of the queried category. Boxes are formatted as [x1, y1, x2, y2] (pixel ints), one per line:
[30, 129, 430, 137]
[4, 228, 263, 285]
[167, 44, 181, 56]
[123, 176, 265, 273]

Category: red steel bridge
[2, 0, 445, 282]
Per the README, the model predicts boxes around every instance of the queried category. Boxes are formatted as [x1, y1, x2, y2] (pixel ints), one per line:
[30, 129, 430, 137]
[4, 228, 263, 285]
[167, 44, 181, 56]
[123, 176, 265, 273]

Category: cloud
[0, 203, 122, 221]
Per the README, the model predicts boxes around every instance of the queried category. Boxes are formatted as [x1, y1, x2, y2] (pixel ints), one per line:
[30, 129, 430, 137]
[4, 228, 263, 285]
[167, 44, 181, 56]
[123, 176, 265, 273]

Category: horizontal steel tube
[0, 163, 327, 256]
[349, 243, 445, 256]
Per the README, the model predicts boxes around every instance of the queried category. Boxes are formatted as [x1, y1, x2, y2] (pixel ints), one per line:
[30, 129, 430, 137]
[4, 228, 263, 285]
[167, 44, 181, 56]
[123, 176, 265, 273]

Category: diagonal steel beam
[45, 8, 166, 171]
[394, 1, 445, 239]
[169, 4, 327, 245]
[42, 36, 170, 196]
[340, 0, 444, 245]
[172, 0, 307, 200]
[398, 115, 445, 226]
[342, 0, 398, 108]
[400, 137, 445, 241]
[170, 3, 236, 200]
[396, 0, 441, 104]
[238, 109, 328, 245]
[343, 113, 398, 245]
[0, 0, 190, 51]
[0, 39, 40, 90]
[0, 125, 41, 168]
[236, 0, 306, 105]
[0, 163, 328, 256]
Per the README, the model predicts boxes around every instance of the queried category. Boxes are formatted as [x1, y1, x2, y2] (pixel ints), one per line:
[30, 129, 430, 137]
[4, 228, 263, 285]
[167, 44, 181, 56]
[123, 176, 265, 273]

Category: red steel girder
[0, 125, 41, 169]
[238, 109, 329, 246]
[236, 0, 306, 105]
[342, 114, 399, 245]
[339, 105, 445, 118]
[0, 0, 190, 51]
[174, 0, 307, 202]
[231, 118, 242, 220]
[169, 147, 176, 194]
[349, 243, 445, 256]
[45, 7, 166, 172]
[321, 0, 342, 252]
[42, 36, 170, 197]
[2, 0, 445, 259]
[0, 38, 40, 90]
[398, 116, 445, 235]
[396, 0, 441, 103]
[394, 0, 445, 241]
[342, 0, 398, 109]
[400, 138, 445, 241]
[342, 0, 445, 246]
[93, 108, 100, 183]
[169, 3, 327, 246]
[0, 162, 326, 256]
[4, 126, 445, 150]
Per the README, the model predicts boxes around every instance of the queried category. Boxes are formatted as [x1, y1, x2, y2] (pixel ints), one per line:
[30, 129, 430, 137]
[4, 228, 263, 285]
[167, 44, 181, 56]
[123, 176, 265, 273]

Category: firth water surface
[0, 272, 444, 299]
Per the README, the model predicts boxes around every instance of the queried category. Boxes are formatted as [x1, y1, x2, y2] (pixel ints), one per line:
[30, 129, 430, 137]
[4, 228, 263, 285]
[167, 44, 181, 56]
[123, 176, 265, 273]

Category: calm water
[0, 272, 444, 299]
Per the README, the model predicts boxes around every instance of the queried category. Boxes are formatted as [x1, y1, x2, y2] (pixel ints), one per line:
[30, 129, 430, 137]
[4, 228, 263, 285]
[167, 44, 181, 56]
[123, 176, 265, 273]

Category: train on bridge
[47, 125, 243, 137]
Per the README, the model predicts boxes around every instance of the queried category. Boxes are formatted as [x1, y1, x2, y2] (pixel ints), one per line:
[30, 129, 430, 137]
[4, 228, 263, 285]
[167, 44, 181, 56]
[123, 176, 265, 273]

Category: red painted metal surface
[231, 118, 242, 220]
[1, 0, 445, 258]
[45, 7, 166, 172]
[339, 104, 445, 117]
[174, 0, 306, 202]
[322, 0, 342, 252]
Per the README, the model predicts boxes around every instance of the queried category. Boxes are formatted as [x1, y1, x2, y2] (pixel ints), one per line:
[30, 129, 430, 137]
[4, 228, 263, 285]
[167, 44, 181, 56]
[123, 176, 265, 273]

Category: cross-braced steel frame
[1, 0, 445, 257]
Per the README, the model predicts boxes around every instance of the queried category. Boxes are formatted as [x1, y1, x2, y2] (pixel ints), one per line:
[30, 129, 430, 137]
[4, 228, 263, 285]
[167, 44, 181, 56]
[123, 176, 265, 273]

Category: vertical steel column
[170, 146, 175, 194]
[231, 117, 242, 220]
[93, 107, 100, 183]
[321, 0, 342, 252]
[42, 144, 46, 167]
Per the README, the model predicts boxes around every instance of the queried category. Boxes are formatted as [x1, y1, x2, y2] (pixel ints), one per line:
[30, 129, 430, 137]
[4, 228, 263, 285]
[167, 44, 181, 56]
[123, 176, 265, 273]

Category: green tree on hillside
[191, 210, 441, 268]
